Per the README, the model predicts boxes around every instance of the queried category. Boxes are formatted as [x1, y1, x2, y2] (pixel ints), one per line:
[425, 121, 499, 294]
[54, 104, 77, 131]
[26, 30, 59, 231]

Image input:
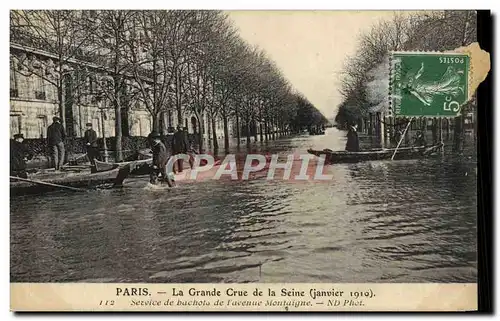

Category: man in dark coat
[83, 122, 99, 167]
[172, 125, 189, 173]
[345, 123, 360, 152]
[414, 130, 427, 147]
[149, 131, 174, 187]
[10, 133, 33, 179]
[47, 116, 66, 170]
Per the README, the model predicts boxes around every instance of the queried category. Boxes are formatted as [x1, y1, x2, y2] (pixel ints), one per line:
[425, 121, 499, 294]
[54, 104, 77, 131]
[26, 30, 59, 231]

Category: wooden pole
[439, 118, 444, 153]
[10, 176, 88, 192]
[101, 107, 108, 163]
[380, 113, 385, 148]
[391, 117, 414, 161]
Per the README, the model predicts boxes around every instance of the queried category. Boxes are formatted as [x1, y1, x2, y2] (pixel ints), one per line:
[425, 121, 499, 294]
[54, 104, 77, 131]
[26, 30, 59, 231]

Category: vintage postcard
[9, 8, 490, 312]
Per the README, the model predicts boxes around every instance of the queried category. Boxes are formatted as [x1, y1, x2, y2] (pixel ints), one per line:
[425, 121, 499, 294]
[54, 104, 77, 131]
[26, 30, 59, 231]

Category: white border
[2, 1, 497, 321]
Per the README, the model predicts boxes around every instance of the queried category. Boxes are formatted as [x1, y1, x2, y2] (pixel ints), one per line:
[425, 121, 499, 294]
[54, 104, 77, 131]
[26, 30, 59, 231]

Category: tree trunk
[152, 112, 160, 133]
[176, 69, 182, 126]
[432, 118, 438, 144]
[453, 109, 465, 153]
[246, 116, 251, 149]
[236, 110, 240, 150]
[114, 97, 123, 162]
[259, 109, 264, 142]
[265, 121, 269, 141]
[222, 109, 229, 153]
[211, 115, 218, 153]
[259, 121, 264, 142]
[58, 81, 66, 130]
[253, 119, 258, 142]
[473, 106, 477, 146]
[206, 113, 212, 149]
[438, 118, 443, 148]
[271, 119, 278, 140]
[368, 113, 373, 135]
[197, 117, 203, 154]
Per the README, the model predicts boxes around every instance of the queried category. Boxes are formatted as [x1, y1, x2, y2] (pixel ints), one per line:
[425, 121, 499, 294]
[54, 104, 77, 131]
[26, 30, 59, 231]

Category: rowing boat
[94, 158, 151, 175]
[307, 143, 443, 164]
[10, 165, 130, 196]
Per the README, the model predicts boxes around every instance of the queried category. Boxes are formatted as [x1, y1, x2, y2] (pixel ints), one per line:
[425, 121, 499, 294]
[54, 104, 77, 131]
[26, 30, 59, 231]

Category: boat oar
[391, 117, 414, 161]
[10, 176, 88, 192]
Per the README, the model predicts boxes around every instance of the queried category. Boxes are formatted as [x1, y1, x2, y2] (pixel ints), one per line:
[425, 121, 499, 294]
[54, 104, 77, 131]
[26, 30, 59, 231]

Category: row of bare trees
[10, 10, 327, 160]
[335, 11, 477, 151]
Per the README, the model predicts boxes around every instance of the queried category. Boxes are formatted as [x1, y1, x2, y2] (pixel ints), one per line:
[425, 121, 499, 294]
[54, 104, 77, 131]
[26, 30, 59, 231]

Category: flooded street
[10, 128, 477, 283]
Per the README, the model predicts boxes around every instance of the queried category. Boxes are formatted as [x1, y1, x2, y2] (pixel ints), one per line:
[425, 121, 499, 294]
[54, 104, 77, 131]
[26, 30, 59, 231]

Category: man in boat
[10, 133, 33, 179]
[47, 116, 66, 171]
[345, 122, 360, 152]
[172, 125, 189, 173]
[83, 122, 99, 168]
[414, 130, 427, 147]
[149, 131, 174, 187]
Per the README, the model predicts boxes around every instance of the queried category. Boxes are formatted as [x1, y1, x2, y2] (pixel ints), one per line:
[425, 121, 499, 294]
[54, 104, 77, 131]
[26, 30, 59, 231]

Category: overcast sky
[227, 11, 398, 119]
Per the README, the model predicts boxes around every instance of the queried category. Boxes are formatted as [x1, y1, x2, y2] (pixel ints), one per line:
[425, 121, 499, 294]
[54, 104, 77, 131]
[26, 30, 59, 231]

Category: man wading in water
[148, 131, 174, 187]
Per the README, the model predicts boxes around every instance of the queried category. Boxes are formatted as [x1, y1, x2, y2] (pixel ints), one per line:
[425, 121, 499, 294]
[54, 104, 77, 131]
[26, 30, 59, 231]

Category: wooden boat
[137, 149, 153, 160]
[10, 165, 131, 196]
[307, 143, 443, 164]
[24, 153, 89, 170]
[94, 158, 151, 175]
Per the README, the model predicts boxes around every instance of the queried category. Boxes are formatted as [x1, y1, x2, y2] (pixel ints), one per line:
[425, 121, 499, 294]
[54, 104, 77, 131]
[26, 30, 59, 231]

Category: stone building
[9, 43, 232, 144]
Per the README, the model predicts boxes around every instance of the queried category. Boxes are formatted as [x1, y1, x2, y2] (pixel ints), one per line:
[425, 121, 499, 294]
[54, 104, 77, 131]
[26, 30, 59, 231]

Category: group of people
[10, 113, 194, 184]
[148, 125, 195, 187]
[10, 116, 102, 178]
[10, 116, 67, 178]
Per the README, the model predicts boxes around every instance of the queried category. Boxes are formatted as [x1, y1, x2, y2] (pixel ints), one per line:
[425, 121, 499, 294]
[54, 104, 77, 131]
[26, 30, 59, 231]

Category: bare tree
[125, 10, 195, 133]
[92, 10, 138, 161]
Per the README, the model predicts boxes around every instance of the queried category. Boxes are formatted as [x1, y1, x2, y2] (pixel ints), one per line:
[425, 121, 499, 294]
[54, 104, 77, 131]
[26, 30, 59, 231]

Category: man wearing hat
[149, 131, 174, 187]
[46, 116, 66, 171]
[10, 133, 33, 179]
[83, 122, 99, 167]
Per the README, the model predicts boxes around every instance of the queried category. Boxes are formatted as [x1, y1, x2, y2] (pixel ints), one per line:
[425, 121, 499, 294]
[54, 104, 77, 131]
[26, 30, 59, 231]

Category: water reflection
[10, 128, 477, 283]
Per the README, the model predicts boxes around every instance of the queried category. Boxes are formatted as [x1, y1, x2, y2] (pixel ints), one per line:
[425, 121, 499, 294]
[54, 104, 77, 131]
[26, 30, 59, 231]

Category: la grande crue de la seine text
[116, 287, 375, 300]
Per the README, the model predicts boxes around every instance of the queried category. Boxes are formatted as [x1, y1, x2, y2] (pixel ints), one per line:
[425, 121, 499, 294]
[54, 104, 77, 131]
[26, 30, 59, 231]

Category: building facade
[9, 43, 233, 144]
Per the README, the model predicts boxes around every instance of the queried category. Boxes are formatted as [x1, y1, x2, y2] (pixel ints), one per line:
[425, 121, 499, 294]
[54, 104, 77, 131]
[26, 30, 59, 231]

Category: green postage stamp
[390, 52, 470, 117]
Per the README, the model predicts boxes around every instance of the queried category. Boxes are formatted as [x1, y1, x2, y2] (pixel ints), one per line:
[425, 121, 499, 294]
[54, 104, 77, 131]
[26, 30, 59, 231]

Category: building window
[92, 118, 100, 137]
[10, 115, 21, 137]
[37, 116, 48, 139]
[34, 75, 46, 100]
[89, 76, 96, 94]
[10, 60, 18, 98]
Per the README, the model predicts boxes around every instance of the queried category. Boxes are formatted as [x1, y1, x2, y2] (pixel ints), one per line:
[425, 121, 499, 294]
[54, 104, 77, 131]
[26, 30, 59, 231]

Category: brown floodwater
[10, 128, 477, 283]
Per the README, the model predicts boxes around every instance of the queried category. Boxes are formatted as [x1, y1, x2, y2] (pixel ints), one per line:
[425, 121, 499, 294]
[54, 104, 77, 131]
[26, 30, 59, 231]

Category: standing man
[47, 116, 66, 171]
[83, 122, 99, 168]
[345, 122, 360, 152]
[149, 131, 174, 187]
[172, 125, 189, 173]
[10, 133, 33, 179]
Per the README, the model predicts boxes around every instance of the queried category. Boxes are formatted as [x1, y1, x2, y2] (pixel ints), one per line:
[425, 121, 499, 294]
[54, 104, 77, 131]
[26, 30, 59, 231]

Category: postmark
[390, 52, 470, 117]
